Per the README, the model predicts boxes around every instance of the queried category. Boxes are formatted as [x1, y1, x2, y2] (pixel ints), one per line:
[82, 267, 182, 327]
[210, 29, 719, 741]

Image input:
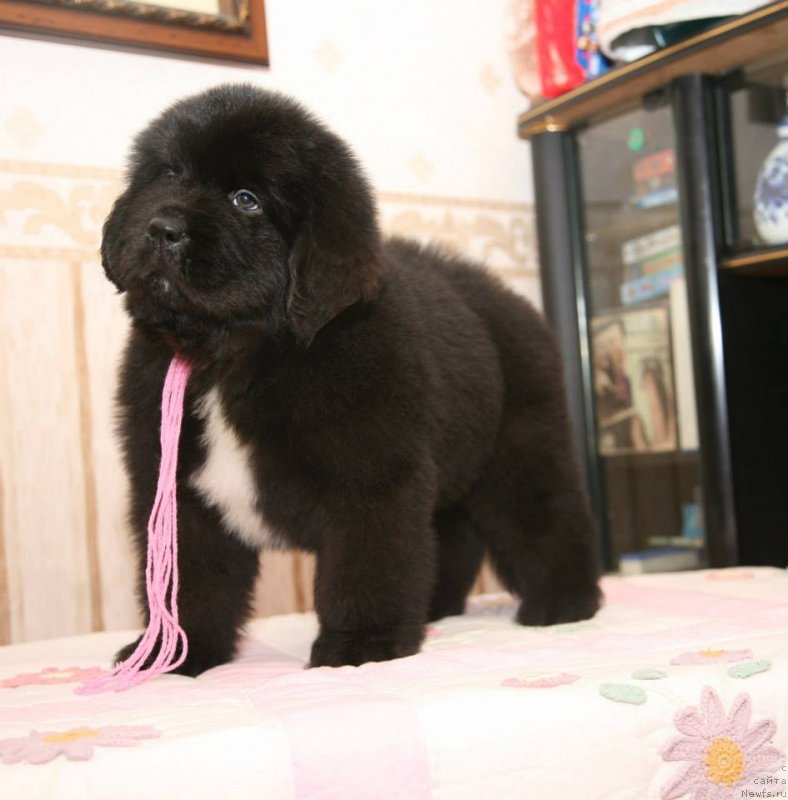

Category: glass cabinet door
[577, 103, 706, 574]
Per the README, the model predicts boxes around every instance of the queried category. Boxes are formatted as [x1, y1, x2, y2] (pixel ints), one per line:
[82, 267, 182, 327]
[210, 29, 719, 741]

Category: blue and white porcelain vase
[753, 115, 788, 246]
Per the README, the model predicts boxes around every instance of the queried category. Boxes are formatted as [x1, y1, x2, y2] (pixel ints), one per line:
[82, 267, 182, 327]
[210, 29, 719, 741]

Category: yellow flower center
[704, 737, 745, 786]
[43, 729, 99, 745]
[699, 649, 727, 658]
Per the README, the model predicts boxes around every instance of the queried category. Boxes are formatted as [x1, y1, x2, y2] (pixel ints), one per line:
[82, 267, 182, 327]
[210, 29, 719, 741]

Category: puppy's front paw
[166, 651, 227, 678]
[114, 636, 148, 668]
[309, 626, 424, 668]
[113, 637, 227, 677]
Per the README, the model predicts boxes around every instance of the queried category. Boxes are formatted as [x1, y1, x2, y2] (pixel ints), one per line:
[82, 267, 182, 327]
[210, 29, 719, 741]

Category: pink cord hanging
[77, 353, 192, 695]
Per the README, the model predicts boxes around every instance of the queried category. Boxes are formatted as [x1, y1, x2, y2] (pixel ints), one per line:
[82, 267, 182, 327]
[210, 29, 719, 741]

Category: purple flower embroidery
[661, 685, 784, 799]
[671, 649, 752, 666]
[1, 666, 102, 689]
[0, 726, 160, 765]
[501, 671, 579, 689]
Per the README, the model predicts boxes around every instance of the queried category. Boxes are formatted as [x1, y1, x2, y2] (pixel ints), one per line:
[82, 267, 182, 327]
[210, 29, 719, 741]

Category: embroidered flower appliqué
[660, 685, 784, 799]
[0, 725, 161, 765]
[671, 649, 752, 666]
[501, 671, 579, 689]
[1, 666, 102, 689]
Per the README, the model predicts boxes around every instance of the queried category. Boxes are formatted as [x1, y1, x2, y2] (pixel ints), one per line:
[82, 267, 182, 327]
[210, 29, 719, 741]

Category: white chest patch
[191, 388, 281, 550]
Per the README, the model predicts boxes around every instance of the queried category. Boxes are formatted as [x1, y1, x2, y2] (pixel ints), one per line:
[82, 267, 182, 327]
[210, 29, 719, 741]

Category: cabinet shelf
[586, 208, 679, 241]
[602, 450, 699, 467]
[720, 245, 788, 276]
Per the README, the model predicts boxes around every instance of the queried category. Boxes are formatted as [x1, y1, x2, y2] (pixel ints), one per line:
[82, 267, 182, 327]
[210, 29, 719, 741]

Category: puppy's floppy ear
[100, 192, 130, 293]
[286, 149, 383, 347]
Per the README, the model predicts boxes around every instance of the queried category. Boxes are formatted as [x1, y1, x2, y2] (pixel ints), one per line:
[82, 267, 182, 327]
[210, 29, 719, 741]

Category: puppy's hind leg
[428, 505, 484, 622]
[468, 410, 602, 627]
[117, 487, 260, 676]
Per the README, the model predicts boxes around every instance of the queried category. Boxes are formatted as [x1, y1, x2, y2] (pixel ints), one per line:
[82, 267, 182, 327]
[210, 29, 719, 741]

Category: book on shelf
[620, 226, 684, 305]
[619, 547, 703, 575]
[591, 305, 678, 455]
[624, 246, 683, 280]
[622, 225, 681, 265]
[647, 535, 705, 550]
[631, 149, 677, 209]
[634, 187, 679, 209]
[632, 149, 675, 185]
[620, 262, 683, 304]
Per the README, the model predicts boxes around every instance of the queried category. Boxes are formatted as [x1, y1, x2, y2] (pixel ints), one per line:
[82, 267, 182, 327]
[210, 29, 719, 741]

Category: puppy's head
[102, 84, 382, 348]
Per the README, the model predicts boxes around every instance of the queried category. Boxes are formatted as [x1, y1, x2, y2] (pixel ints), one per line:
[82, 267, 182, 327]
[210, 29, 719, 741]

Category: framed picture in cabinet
[591, 305, 677, 456]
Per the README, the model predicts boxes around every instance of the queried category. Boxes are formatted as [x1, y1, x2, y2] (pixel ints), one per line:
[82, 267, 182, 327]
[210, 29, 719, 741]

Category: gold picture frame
[0, 0, 268, 65]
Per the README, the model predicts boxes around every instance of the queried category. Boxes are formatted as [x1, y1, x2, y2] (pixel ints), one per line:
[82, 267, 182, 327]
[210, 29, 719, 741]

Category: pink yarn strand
[77, 354, 192, 695]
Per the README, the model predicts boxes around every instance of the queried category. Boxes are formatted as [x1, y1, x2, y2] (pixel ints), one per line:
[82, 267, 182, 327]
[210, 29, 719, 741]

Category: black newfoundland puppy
[102, 84, 601, 673]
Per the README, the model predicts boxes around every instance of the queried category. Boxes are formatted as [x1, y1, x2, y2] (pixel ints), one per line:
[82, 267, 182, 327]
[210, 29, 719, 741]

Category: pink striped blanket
[1, 567, 786, 799]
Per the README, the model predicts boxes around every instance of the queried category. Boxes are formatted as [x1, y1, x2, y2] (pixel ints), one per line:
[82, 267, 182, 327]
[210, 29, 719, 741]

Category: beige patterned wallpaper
[0, 158, 536, 645]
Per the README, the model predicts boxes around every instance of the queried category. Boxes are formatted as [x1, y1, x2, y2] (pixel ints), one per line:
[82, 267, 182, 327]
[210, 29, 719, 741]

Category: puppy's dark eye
[162, 166, 177, 179]
[230, 189, 262, 214]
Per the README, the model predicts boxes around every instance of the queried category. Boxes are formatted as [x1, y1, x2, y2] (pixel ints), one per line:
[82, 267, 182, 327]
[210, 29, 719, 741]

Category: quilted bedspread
[1, 567, 786, 799]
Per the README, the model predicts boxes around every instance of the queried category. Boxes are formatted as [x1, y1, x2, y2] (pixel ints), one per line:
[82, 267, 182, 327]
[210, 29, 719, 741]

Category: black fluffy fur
[103, 84, 602, 673]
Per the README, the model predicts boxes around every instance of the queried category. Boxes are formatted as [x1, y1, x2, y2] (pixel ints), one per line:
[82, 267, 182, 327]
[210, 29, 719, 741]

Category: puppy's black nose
[147, 216, 187, 249]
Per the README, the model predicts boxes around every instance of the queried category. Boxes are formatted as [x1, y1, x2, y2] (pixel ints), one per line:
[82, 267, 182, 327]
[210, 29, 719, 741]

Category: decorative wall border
[0, 160, 538, 277]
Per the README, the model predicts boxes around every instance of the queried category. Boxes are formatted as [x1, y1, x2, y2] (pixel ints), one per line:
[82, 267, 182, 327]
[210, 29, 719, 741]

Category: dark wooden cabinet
[519, 2, 788, 572]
